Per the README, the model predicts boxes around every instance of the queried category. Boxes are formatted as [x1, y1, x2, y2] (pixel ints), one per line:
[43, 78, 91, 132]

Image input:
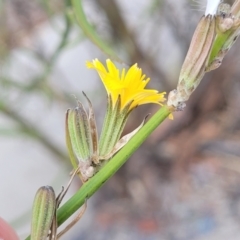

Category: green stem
[71, 0, 122, 62]
[59, 106, 169, 221]
[25, 105, 170, 240]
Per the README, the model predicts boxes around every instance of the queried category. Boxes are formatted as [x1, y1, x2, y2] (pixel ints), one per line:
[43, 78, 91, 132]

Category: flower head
[86, 59, 166, 111]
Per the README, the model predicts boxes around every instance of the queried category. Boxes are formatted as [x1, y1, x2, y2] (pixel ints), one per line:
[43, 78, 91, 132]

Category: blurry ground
[1, 0, 240, 239]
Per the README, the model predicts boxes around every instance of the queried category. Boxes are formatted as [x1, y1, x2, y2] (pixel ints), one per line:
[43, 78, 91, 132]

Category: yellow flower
[86, 59, 166, 110]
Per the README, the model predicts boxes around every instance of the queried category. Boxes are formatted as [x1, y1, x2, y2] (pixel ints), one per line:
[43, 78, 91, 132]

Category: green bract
[66, 94, 98, 182]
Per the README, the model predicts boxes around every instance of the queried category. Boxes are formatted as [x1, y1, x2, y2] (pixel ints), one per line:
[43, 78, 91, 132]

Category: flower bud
[67, 105, 91, 162]
[66, 94, 98, 181]
[31, 186, 56, 240]
[168, 15, 216, 109]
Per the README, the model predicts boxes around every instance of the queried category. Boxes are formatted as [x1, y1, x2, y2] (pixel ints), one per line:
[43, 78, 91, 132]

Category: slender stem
[57, 106, 170, 224]
[71, 0, 122, 62]
[25, 105, 170, 240]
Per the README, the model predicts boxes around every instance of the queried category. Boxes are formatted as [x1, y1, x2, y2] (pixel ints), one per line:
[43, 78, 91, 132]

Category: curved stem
[71, 0, 122, 62]
[25, 105, 171, 240]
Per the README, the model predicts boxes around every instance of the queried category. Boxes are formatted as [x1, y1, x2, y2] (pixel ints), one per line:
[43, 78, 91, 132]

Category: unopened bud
[67, 105, 91, 162]
[168, 15, 216, 109]
[31, 186, 56, 240]
[66, 94, 98, 181]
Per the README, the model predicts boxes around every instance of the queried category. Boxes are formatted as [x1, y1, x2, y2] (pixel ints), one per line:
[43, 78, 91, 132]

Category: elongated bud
[168, 15, 216, 109]
[66, 94, 98, 181]
[67, 104, 91, 162]
[31, 186, 56, 240]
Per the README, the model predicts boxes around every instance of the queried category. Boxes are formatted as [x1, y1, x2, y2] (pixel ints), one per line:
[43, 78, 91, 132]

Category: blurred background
[1, 0, 240, 239]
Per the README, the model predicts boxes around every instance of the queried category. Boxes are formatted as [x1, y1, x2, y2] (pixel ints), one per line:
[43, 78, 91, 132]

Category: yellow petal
[87, 59, 166, 111]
